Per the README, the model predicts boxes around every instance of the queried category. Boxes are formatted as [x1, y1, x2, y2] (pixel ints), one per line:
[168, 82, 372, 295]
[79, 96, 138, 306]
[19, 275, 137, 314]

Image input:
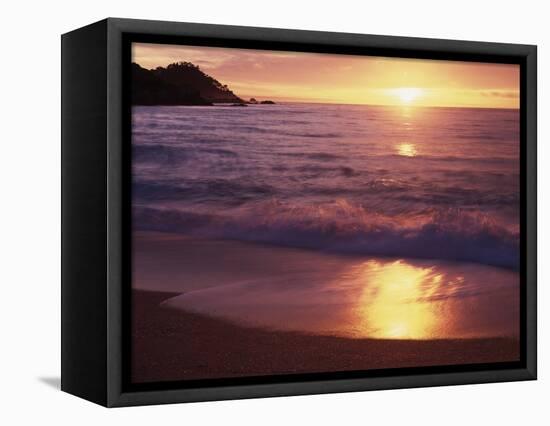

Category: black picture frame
[61, 17, 537, 407]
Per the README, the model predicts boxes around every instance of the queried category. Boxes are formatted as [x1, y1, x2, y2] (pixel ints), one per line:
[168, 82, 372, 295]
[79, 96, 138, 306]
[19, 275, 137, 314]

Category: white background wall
[0, 0, 546, 424]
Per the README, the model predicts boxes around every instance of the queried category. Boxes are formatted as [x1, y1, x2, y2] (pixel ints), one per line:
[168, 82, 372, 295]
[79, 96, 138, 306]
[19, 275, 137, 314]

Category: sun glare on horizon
[389, 87, 425, 105]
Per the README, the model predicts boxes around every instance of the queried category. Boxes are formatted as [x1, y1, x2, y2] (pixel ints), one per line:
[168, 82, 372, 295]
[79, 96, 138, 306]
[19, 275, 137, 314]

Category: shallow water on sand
[134, 233, 519, 340]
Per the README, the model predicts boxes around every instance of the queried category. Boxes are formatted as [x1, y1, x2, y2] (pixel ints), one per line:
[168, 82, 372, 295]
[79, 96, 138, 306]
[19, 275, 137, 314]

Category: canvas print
[130, 43, 520, 384]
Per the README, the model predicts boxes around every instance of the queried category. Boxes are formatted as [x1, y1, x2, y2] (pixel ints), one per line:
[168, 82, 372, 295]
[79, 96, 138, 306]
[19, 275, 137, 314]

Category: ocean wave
[133, 175, 518, 208]
[388, 153, 516, 164]
[134, 143, 516, 169]
[134, 179, 275, 202]
[398, 187, 519, 206]
[296, 165, 360, 178]
[278, 152, 343, 161]
[281, 131, 342, 138]
[133, 200, 519, 269]
[133, 144, 238, 164]
[200, 124, 342, 139]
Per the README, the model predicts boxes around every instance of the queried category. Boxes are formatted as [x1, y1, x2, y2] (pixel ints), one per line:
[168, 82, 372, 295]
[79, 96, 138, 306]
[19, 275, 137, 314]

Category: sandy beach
[131, 232, 520, 383]
[132, 289, 519, 383]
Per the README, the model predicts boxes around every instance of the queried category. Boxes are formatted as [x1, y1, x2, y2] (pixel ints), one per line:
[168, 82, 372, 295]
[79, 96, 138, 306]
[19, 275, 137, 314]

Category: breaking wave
[133, 200, 519, 269]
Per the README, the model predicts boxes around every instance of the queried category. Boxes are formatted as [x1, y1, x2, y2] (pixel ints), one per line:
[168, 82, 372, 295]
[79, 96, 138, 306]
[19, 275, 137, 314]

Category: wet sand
[133, 232, 520, 339]
[131, 231, 520, 383]
[132, 290, 519, 383]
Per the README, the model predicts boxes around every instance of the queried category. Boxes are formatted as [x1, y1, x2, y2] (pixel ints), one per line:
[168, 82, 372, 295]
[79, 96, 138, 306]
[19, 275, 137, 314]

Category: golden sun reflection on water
[357, 260, 459, 339]
[161, 239, 519, 340]
[396, 143, 418, 157]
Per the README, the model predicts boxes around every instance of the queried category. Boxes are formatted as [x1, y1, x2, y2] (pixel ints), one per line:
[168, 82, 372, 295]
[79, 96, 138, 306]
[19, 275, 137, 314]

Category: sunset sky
[133, 43, 519, 108]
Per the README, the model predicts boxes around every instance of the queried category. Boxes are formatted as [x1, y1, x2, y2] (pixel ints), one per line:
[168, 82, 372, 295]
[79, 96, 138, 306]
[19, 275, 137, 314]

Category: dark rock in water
[230, 103, 248, 107]
[249, 98, 258, 104]
[260, 100, 276, 104]
[131, 61, 244, 105]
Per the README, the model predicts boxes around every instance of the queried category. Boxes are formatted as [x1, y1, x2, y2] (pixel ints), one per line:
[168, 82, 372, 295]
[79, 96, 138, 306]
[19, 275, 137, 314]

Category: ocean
[132, 102, 520, 270]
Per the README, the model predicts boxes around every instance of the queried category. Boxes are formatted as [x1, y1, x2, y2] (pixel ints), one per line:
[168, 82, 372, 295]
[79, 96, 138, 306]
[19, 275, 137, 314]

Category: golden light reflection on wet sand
[356, 260, 461, 339]
[161, 238, 519, 340]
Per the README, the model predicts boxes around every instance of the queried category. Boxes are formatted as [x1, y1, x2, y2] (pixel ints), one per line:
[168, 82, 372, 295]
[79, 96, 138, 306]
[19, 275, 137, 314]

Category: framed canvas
[61, 18, 537, 407]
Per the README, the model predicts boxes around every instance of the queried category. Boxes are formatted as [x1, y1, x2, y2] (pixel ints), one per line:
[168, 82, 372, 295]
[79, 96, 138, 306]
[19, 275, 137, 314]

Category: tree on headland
[153, 62, 244, 103]
[131, 63, 210, 106]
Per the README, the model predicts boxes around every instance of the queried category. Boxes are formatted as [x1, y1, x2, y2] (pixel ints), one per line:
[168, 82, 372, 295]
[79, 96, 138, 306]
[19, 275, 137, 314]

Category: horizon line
[132, 60, 519, 110]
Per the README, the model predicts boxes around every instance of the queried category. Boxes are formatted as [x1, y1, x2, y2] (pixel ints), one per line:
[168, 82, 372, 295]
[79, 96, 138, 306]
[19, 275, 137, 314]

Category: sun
[390, 87, 424, 105]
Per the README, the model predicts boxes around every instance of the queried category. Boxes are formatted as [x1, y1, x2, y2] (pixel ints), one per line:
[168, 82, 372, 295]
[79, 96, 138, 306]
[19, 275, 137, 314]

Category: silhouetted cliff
[131, 61, 283, 107]
[152, 62, 244, 104]
[131, 63, 211, 105]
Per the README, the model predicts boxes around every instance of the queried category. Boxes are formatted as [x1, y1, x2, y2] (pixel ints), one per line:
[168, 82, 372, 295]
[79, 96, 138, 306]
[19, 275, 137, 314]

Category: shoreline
[132, 231, 519, 340]
[133, 228, 519, 272]
[131, 231, 520, 383]
[132, 289, 519, 384]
